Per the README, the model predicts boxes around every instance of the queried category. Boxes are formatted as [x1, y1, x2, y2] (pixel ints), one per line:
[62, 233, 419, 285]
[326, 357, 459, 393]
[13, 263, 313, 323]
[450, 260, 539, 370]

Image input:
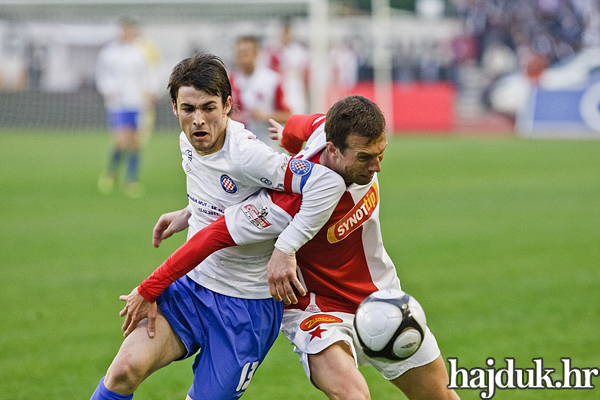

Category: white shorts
[281, 309, 441, 381]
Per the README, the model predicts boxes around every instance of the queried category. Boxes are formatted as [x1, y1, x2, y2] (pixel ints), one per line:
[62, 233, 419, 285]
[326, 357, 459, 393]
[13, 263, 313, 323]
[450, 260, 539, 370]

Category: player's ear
[223, 96, 233, 116]
[325, 141, 339, 158]
[172, 100, 179, 117]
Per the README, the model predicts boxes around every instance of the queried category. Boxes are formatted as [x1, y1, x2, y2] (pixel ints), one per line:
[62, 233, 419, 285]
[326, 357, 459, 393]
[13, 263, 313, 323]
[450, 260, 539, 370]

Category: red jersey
[276, 114, 401, 314]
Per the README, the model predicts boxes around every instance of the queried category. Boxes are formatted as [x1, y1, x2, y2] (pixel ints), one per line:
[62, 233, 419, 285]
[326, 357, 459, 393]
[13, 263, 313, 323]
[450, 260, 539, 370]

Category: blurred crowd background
[1, 0, 599, 134]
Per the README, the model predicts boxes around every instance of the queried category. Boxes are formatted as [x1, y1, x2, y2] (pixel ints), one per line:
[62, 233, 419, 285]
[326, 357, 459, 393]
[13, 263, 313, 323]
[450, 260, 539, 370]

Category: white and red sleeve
[280, 113, 325, 154]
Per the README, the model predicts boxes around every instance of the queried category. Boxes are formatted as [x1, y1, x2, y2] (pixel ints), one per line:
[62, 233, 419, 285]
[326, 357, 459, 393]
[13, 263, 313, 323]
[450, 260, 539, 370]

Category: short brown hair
[324, 96, 386, 153]
[168, 53, 233, 116]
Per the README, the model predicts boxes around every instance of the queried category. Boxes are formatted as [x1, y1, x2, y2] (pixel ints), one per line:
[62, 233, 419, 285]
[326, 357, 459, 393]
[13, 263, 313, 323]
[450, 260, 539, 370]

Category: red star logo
[309, 326, 327, 341]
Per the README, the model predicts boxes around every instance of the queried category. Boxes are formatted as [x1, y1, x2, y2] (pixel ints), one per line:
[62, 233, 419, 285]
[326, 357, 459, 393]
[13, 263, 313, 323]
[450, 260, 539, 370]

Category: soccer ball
[354, 289, 427, 360]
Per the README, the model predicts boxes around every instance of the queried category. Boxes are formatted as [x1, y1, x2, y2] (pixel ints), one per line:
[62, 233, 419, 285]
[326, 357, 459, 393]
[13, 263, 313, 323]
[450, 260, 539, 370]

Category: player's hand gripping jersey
[138, 119, 344, 301]
[266, 114, 401, 313]
[139, 116, 399, 313]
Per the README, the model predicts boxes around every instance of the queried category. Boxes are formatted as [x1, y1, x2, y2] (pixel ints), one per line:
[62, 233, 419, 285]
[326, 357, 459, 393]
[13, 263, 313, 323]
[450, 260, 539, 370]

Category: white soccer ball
[354, 289, 427, 360]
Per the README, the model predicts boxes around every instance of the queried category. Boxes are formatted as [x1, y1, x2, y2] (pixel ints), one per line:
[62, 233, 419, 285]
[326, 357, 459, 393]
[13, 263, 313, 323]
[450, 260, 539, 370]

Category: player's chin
[355, 174, 375, 185]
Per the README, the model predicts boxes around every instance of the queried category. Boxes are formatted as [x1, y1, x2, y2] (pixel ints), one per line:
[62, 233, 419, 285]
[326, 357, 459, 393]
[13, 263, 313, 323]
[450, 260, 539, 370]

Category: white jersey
[182, 119, 345, 299]
[95, 39, 158, 111]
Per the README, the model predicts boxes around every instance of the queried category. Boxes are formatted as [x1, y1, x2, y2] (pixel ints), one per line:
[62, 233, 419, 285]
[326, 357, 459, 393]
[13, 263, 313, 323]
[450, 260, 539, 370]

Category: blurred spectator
[95, 17, 160, 198]
[263, 19, 310, 114]
[453, 0, 593, 72]
[230, 35, 291, 152]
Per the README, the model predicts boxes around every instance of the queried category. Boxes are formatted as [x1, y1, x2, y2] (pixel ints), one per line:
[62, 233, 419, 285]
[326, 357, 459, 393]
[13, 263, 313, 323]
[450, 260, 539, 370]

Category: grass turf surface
[0, 129, 598, 399]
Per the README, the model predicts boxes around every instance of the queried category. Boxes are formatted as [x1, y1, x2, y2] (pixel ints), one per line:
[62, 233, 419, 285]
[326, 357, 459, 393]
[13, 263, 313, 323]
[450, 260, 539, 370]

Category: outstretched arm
[121, 216, 236, 338]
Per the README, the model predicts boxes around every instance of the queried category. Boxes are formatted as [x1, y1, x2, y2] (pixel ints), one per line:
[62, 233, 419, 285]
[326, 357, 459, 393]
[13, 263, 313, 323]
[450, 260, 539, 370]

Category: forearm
[139, 216, 236, 302]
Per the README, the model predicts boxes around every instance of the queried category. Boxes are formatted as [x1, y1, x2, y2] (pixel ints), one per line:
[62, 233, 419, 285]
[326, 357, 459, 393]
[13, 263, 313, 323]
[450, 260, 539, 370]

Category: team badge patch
[220, 174, 238, 194]
[289, 159, 312, 176]
[300, 314, 343, 331]
[242, 204, 272, 228]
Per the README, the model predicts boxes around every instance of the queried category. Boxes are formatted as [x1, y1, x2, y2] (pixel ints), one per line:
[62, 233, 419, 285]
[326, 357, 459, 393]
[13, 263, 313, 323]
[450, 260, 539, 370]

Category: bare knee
[102, 314, 185, 395]
[104, 353, 147, 395]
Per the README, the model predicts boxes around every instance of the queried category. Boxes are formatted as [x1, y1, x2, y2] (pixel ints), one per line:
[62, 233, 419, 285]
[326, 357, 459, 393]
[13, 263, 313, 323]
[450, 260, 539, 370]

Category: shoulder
[225, 120, 274, 157]
[226, 120, 257, 144]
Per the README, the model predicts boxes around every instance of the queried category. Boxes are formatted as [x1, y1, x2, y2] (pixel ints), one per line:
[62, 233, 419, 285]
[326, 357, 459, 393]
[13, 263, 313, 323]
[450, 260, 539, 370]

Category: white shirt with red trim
[264, 42, 310, 114]
[225, 115, 401, 311]
[180, 118, 344, 299]
[230, 66, 289, 149]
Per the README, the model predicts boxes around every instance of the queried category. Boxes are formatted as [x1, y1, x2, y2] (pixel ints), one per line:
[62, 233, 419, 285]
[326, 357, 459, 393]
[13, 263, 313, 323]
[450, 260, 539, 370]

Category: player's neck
[319, 150, 349, 184]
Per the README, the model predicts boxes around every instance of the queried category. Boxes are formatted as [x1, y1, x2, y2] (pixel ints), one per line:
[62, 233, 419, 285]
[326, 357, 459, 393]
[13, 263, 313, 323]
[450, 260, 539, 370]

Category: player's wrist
[275, 237, 296, 256]
[137, 282, 157, 303]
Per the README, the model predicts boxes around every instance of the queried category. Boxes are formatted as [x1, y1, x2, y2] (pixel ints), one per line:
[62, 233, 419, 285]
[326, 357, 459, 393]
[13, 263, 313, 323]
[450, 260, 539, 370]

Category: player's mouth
[192, 131, 209, 139]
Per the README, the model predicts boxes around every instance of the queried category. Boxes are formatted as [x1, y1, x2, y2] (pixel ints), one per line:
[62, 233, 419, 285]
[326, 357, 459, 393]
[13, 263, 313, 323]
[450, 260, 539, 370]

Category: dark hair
[168, 53, 233, 116]
[324, 95, 386, 153]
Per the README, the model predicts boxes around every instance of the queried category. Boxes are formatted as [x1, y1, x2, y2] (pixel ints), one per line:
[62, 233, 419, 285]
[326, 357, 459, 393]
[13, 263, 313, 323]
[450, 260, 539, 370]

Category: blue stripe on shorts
[157, 276, 283, 400]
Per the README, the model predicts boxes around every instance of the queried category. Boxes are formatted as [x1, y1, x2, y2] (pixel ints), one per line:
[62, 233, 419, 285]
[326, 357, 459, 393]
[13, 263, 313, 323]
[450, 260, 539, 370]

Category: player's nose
[369, 157, 382, 172]
[193, 111, 205, 126]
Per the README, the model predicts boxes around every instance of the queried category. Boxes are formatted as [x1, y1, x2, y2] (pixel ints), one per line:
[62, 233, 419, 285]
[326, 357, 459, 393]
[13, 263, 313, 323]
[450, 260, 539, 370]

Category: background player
[95, 17, 160, 198]
[263, 19, 310, 115]
[230, 35, 291, 152]
[89, 53, 345, 400]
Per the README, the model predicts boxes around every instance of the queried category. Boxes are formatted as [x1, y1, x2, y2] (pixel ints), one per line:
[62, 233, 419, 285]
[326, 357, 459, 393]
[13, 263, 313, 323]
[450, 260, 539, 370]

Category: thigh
[188, 300, 282, 399]
[308, 342, 370, 398]
[175, 285, 282, 399]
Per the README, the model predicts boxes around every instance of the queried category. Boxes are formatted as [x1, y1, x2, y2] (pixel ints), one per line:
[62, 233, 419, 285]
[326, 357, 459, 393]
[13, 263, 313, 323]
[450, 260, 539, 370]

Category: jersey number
[236, 361, 259, 391]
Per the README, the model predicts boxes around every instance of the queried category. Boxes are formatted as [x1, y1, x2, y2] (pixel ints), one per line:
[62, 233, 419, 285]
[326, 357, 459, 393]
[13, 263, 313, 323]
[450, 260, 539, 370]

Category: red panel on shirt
[290, 191, 379, 314]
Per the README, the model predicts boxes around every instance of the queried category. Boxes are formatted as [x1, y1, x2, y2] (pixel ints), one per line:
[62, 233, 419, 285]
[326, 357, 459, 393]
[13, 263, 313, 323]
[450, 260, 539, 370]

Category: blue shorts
[108, 110, 139, 130]
[157, 276, 283, 400]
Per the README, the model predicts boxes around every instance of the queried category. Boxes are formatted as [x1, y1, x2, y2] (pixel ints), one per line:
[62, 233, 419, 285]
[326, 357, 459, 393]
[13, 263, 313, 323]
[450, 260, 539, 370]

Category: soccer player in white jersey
[95, 17, 160, 197]
[122, 96, 460, 399]
[89, 53, 345, 400]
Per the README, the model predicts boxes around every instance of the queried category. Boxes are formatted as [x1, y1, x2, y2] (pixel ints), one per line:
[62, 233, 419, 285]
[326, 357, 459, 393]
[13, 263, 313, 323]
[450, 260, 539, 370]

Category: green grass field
[1, 129, 598, 399]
